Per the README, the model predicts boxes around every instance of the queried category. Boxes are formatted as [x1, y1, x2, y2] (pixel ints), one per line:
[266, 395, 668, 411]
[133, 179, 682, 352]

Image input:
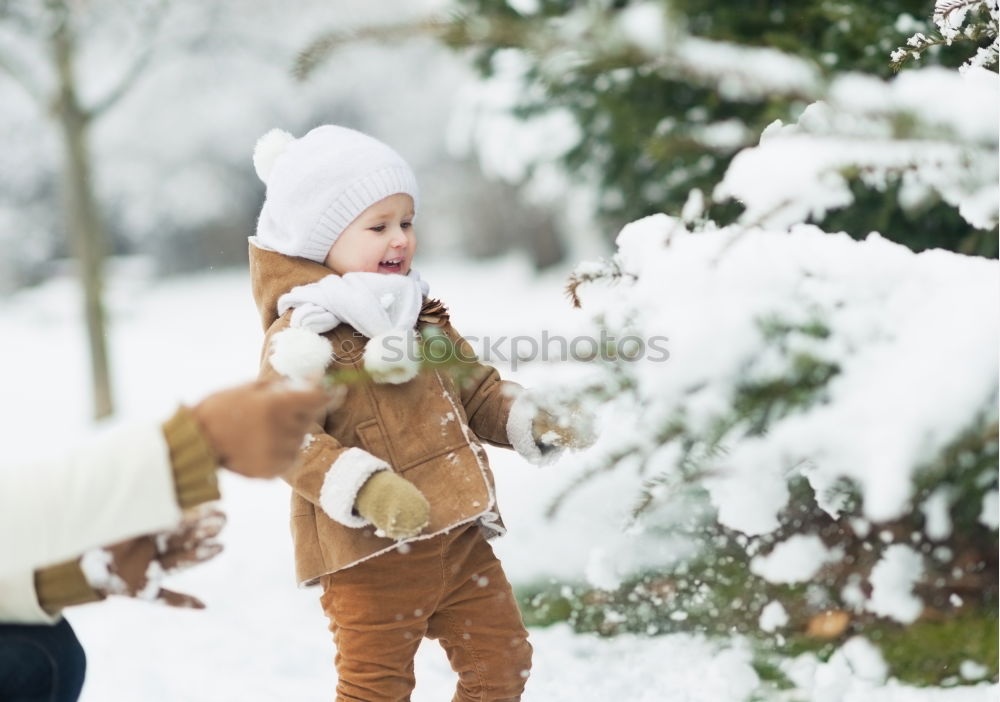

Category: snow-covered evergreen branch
[548, 213, 997, 633]
[715, 66, 998, 230]
[890, 0, 998, 72]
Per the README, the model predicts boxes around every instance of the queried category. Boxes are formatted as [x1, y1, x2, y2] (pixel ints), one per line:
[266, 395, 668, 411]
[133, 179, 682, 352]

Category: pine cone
[805, 609, 850, 639]
[418, 298, 450, 327]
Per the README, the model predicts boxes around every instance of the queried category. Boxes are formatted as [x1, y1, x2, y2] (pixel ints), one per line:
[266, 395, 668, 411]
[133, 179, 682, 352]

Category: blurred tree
[0, 0, 444, 412]
[0, 0, 171, 418]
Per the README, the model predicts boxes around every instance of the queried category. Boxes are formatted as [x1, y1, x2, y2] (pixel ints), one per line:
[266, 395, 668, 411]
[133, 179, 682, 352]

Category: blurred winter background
[0, 0, 997, 700]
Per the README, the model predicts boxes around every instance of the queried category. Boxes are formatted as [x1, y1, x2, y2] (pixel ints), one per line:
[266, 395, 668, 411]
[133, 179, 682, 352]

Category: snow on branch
[606, 3, 824, 101]
[659, 36, 824, 102]
[448, 7, 823, 198]
[934, 0, 994, 40]
[891, 0, 998, 72]
[566, 214, 998, 535]
[715, 66, 999, 230]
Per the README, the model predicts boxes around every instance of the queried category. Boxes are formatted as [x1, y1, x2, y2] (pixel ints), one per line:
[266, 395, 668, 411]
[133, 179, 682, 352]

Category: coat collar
[249, 238, 331, 331]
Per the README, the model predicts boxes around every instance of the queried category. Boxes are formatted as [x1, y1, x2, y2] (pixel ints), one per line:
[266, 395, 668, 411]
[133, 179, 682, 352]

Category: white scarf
[277, 270, 430, 338]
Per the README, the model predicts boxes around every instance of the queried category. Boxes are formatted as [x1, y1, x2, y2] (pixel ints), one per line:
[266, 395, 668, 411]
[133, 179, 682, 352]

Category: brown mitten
[81, 508, 226, 608]
[354, 471, 430, 540]
[531, 404, 597, 454]
[191, 380, 343, 479]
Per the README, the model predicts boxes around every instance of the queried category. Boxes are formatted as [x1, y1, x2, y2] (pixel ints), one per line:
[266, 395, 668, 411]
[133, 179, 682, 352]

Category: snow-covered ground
[1, 257, 995, 701]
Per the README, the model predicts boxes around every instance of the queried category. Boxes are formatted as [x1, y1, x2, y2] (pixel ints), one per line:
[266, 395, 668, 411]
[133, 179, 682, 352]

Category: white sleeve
[0, 421, 183, 579]
[0, 571, 59, 624]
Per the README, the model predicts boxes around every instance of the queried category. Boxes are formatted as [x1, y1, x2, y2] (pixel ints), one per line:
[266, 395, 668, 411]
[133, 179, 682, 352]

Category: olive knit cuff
[34, 558, 103, 615]
[162, 406, 221, 510]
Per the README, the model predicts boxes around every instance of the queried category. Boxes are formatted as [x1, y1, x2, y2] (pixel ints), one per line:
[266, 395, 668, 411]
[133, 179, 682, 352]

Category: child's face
[324, 193, 416, 276]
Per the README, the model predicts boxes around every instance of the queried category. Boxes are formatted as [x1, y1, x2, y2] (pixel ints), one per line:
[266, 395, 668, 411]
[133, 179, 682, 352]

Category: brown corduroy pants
[319, 523, 533, 702]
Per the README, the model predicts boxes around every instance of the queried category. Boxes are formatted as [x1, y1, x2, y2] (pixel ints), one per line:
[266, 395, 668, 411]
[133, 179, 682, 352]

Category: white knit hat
[252, 125, 419, 263]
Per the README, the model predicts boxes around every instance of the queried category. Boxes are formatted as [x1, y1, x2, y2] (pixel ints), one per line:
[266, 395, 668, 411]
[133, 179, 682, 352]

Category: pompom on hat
[252, 125, 419, 263]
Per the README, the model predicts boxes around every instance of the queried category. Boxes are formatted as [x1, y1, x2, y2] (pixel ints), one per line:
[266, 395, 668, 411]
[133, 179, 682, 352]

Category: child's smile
[378, 256, 405, 274]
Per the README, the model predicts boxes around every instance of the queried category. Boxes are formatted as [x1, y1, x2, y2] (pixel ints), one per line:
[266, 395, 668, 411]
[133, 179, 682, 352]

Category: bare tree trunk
[51, 7, 114, 419]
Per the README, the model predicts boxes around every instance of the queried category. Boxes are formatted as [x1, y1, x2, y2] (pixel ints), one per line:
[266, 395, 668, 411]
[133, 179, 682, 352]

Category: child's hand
[354, 470, 430, 540]
[531, 404, 597, 455]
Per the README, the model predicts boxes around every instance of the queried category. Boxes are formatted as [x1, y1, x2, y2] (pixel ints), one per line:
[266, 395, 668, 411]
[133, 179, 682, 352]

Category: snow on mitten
[80, 508, 226, 608]
[269, 326, 334, 387]
[531, 404, 597, 453]
[354, 470, 430, 540]
[507, 391, 595, 465]
[508, 392, 598, 465]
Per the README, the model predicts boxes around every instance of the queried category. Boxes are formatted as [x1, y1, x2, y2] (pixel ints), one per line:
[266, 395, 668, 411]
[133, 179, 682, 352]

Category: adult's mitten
[354, 470, 431, 540]
[190, 380, 339, 479]
[80, 508, 226, 608]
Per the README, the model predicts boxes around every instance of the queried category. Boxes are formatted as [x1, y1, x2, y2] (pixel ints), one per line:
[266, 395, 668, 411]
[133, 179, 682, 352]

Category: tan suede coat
[250, 244, 519, 585]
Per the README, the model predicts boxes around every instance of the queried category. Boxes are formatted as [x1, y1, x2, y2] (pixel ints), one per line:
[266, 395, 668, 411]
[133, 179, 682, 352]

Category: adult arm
[0, 408, 218, 623]
[0, 407, 217, 581]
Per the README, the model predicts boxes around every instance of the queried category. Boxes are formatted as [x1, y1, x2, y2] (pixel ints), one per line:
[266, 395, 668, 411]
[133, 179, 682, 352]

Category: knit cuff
[34, 558, 104, 615]
[162, 406, 221, 510]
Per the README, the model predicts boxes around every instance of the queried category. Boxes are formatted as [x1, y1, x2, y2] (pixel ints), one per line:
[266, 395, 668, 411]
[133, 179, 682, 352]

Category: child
[247, 125, 591, 702]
